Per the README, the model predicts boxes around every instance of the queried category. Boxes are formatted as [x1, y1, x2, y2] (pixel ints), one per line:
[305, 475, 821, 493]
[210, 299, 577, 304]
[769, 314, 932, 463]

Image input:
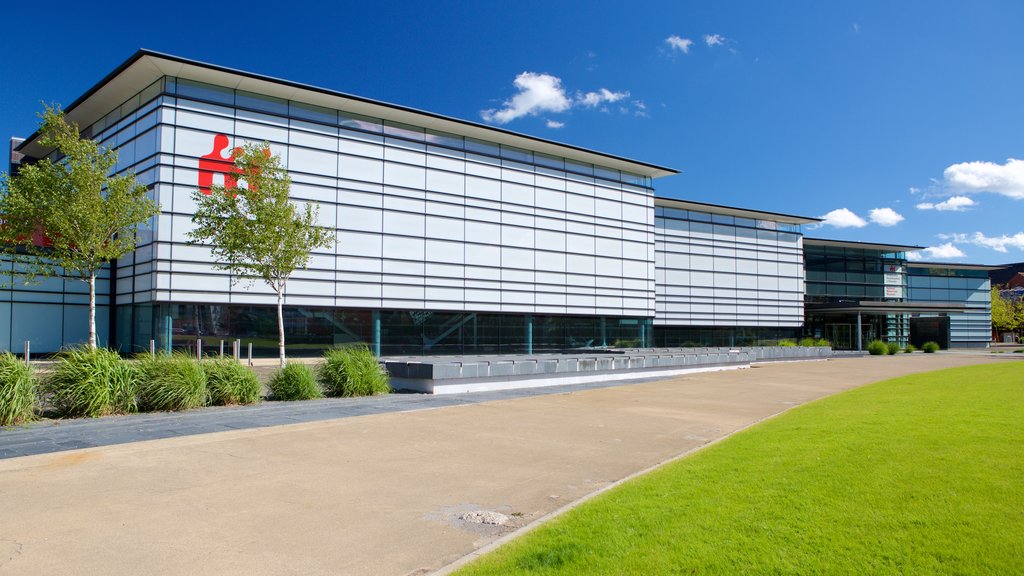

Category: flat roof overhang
[806, 301, 968, 315]
[655, 196, 820, 225]
[907, 262, 1005, 271]
[804, 237, 924, 253]
[17, 50, 679, 179]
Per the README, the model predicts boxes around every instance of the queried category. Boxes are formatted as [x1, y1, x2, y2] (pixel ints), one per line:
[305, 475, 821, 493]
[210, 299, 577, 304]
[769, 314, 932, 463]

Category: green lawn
[457, 363, 1024, 575]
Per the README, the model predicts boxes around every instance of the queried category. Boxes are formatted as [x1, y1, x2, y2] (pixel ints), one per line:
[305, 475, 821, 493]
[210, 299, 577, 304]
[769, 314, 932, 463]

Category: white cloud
[665, 35, 693, 53]
[908, 186, 920, 194]
[704, 34, 725, 47]
[915, 196, 975, 212]
[852, 22, 860, 33]
[545, 119, 564, 129]
[868, 207, 904, 226]
[918, 243, 967, 259]
[942, 158, 1024, 199]
[578, 88, 630, 107]
[965, 231, 1024, 253]
[481, 72, 572, 124]
[819, 208, 868, 228]
[906, 251, 923, 261]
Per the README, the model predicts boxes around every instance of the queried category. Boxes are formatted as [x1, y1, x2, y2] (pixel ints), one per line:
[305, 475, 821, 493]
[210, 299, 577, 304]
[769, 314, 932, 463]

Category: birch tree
[188, 142, 332, 367]
[0, 106, 159, 349]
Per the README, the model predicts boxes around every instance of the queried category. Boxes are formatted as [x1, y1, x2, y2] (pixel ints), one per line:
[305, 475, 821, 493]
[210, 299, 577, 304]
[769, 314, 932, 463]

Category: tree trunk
[88, 273, 97, 349]
[277, 285, 286, 367]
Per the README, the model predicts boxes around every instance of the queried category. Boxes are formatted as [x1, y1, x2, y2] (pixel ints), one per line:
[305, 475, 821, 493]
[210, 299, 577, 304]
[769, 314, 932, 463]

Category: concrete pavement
[0, 353, 1017, 575]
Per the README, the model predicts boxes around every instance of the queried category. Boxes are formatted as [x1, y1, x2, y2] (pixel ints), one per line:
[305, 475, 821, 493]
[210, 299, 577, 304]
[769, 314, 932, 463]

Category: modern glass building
[4, 50, 997, 355]
[10, 50, 676, 356]
[906, 263, 995, 348]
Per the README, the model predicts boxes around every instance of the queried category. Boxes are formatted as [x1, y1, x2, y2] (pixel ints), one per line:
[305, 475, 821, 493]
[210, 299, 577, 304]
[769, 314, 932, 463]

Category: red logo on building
[198, 134, 242, 195]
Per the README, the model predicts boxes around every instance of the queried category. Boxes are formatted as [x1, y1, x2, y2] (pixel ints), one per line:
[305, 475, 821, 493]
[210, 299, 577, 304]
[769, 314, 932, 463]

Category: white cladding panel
[105, 79, 657, 316]
[654, 208, 805, 327]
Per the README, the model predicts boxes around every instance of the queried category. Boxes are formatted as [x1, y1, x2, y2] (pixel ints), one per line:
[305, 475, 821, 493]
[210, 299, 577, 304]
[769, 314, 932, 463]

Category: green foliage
[778, 339, 797, 347]
[46, 346, 137, 417]
[814, 338, 831, 347]
[268, 362, 322, 401]
[187, 143, 333, 366]
[136, 352, 208, 411]
[991, 286, 1024, 334]
[204, 358, 261, 405]
[0, 352, 36, 426]
[905, 344, 918, 353]
[798, 337, 816, 347]
[611, 338, 640, 348]
[318, 345, 390, 397]
[866, 340, 888, 355]
[886, 341, 901, 355]
[456, 364, 1024, 576]
[922, 341, 940, 353]
[0, 107, 160, 348]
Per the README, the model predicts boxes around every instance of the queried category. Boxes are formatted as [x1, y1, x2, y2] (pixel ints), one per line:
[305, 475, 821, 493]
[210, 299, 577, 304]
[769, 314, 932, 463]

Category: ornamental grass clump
[867, 340, 888, 356]
[905, 344, 918, 353]
[318, 345, 390, 397]
[887, 341, 901, 355]
[778, 339, 797, 347]
[136, 352, 208, 411]
[0, 352, 36, 425]
[46, 346, 137, 417]
[268, 362, 322, 401]
[922, 341, 940, 353]
[204, 358, 261, 405]
[798, 337, 816, 347]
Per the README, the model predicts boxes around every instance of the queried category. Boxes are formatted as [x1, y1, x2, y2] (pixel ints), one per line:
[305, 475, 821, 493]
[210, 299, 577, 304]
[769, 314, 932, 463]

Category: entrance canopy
[806, 301, 968, 315]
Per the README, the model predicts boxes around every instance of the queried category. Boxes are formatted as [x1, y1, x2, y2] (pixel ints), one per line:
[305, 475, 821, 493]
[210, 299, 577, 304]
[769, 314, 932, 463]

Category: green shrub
[268, 362, 322, 401]
[1014, 349, 1024, 354]
[814, 338, 831, 347]
[886, 342, 901, 355]
[204, 358, 261, 405]
[778, 339, 797, 347]
[0, 352, 36, 426]
[798, 337, 816, 347]
[867, 340, 887, 355]
[611, 338, 641, 348]
[922, 341, 940, 353]
[46, 346, 137, 417]
[137, 352, 208, 411]
[904, 344, 918, 353]
[318, 345, 390, 397]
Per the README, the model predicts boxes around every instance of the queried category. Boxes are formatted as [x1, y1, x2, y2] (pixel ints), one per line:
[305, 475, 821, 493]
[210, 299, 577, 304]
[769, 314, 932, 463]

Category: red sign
[198, 134, 242, 195]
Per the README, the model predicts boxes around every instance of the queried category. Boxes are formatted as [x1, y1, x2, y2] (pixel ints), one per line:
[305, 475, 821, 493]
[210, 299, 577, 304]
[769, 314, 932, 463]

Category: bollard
[150, 339, 156, 358]
[197, 339, 202, 359]
[219, 340, 224, 358]
[235, 339, 242, 361]
[248, 342, 253, 366]
[24, 340, 30, 367]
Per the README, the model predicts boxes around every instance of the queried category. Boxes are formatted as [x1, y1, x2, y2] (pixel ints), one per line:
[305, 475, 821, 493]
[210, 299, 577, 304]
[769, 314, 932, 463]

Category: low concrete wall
[384, 346, 833, 394]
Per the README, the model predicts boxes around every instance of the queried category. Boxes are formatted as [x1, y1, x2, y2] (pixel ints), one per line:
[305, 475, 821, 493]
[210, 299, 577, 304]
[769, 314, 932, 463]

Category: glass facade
[803, 243, 909, 348]
[907, 265, 991, 348]
[115, 304, 651, 357]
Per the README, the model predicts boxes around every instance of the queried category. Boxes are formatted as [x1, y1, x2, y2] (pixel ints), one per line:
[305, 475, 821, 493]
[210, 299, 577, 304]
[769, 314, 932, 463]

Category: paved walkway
[0, 353, 1017, 576]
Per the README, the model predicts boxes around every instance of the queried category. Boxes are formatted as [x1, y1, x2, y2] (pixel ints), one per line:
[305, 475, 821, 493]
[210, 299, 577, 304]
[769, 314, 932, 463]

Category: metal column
[372, 310, 381, 356]
[525, 315, 533, 354]
[857, 312, 863, 352]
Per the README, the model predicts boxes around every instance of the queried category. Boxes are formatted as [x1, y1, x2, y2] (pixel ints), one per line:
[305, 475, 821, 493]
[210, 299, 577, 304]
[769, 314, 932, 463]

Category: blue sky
[2, 0, 1023, 264]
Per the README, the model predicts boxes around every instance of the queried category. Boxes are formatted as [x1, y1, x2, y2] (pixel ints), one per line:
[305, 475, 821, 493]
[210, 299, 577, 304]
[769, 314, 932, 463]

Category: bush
[814, 338, 831, 347]
[137, 352, 208, 411]
[0, 352, 36, 426]
[204, 358, 261, 405]
[268, 362, 322, 401]
[886, 342, 901, 355]
[904, 344, 918, 353]
[611, 338, 641, 348]
[867, 340, 888, 356]
[46, 346, 137, 417]
[922, 341, 940, 353]
[778, 339, 797, 347]
[798, 337, 816, 347]
[318, 346, 390, 397]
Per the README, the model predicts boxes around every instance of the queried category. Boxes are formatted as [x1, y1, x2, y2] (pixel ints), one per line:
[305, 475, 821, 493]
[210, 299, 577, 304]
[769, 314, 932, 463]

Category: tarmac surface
[0, 353, 1017, 575]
